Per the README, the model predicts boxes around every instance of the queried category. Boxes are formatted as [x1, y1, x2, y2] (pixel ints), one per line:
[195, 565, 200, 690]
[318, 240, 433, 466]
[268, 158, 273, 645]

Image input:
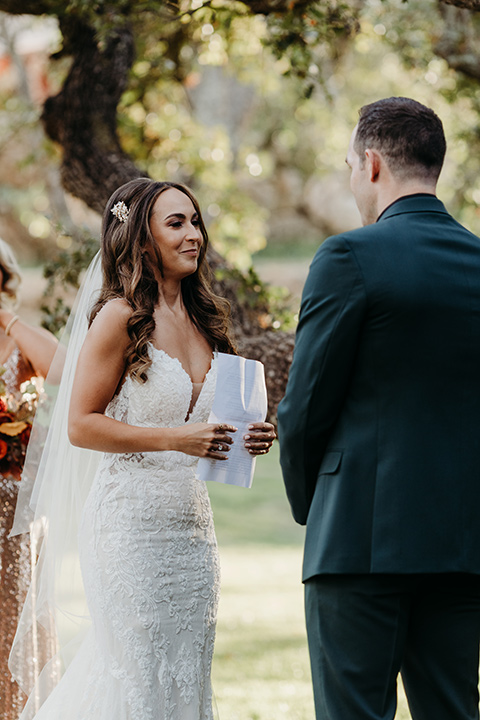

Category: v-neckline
[149, 344, 215, 421]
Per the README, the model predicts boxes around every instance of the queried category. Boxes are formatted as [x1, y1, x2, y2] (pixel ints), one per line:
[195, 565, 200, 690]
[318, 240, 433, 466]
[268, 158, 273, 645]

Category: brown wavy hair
[90, 178, 235, 382]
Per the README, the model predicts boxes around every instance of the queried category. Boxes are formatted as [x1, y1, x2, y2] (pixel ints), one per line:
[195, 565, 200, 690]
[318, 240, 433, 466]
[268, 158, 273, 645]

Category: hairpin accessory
[111, 201, 130, 223]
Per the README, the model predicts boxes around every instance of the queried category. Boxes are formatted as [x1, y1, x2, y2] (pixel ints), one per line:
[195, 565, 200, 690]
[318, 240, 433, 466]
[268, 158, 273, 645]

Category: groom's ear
[364, 148, 382, 183]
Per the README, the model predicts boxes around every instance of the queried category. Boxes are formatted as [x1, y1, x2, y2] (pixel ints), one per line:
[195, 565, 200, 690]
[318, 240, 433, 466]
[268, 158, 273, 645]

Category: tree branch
[0, 1, 301, 419]
[435, 3, 480, 81]
[441, 0, 480, 10]
[236, 331, 294, 424]
[240, 0, 311, 11]
[41, 16, 146, 214]
[0, 0, 49, 13]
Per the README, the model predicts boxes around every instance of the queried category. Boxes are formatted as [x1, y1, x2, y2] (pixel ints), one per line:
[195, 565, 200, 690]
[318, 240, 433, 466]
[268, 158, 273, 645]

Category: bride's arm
[68, 300, 235, 457]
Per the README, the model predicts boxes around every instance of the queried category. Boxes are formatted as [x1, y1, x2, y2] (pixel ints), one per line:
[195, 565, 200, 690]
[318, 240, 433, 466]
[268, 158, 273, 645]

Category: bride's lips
[181, 248, 198, 256]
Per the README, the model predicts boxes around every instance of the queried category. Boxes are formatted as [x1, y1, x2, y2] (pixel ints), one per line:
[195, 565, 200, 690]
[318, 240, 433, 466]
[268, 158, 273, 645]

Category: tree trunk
[0, 6, 298, 421]
[236, 331, 295, 423]
[435, 3, 480, 80]
[442, 0, 480, 10]
[41, 18, 147, 214]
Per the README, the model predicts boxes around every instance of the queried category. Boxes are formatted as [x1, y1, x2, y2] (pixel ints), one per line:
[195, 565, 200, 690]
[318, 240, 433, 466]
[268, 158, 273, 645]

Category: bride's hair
[89, 178, 235, 382]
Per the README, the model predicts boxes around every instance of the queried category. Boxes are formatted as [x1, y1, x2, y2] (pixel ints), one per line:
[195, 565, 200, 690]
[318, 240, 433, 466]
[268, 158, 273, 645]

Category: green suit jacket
[278, 194, 480, 580]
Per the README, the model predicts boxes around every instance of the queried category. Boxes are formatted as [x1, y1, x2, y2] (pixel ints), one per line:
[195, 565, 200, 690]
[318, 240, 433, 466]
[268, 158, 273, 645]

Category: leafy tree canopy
[2, 0, 480, 418]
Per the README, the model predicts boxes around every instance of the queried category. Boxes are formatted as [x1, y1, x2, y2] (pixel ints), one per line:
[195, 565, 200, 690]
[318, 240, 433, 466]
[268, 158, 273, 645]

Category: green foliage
[264, 0, 361, 94]
[41, 232, 99, 333]
[362, 0, 480, 231]
[113, 3, 360, 268]
[117, 27, 271, 265]
[209, 442, 304, 545]
[215, 265, 295, 331]
[48, 0, 361, 79]
[36, 0, 480, 334]
[40, 297, 72, 335]
[6, 0, 480, 338]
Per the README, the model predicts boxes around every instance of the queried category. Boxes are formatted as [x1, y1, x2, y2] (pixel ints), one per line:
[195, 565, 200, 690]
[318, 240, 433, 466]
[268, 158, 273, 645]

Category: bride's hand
[171, 422, 237, 459]
[243, 422, 276, 455]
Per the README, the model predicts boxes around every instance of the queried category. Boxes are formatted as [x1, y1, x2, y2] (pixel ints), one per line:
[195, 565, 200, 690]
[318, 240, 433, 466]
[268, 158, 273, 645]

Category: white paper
[197, 353, 268, 488]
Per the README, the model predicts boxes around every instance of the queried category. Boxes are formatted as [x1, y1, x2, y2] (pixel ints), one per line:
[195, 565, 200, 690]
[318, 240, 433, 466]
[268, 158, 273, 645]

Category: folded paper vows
[197, 353, 268, 488]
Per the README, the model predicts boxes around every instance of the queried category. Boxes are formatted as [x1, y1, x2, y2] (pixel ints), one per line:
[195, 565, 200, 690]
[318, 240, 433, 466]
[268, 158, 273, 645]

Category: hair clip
[111, 201, 130, 223]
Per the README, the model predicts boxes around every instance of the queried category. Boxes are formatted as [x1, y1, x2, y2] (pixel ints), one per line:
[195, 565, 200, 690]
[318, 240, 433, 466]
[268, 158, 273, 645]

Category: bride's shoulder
[94, 298, 132, 322]
[89, 298, 133, 342]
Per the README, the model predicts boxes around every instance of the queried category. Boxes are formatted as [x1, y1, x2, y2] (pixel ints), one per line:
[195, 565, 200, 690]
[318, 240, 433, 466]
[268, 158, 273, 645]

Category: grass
[208, 443, 412, 720]
[252, 238, 322, 261]
[211, 545, 315, 720]
[207, 442, 305, 547]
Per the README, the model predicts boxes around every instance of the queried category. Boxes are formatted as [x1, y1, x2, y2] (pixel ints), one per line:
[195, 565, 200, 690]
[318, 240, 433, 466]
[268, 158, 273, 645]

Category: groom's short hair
[355, 97, 446, 182]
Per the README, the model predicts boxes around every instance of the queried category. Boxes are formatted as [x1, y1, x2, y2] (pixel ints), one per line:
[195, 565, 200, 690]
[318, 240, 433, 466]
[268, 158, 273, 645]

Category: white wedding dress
[33, 346, 220, 720]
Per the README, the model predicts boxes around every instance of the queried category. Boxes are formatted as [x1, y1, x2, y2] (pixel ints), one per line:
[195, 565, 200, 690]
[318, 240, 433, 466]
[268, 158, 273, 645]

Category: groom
[278, 97, 480, 720]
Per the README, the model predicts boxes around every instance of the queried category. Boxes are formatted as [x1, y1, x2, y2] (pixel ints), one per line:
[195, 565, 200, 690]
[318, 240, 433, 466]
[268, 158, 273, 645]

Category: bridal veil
[9, 252, 103, 719]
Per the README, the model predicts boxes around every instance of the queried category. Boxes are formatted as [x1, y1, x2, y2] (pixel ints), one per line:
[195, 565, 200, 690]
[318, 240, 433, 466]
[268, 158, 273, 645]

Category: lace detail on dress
[35, 348, 220, 720]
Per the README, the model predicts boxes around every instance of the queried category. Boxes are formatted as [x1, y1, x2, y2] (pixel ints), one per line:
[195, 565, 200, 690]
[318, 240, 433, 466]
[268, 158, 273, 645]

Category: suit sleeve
[277, 235, 367, 525]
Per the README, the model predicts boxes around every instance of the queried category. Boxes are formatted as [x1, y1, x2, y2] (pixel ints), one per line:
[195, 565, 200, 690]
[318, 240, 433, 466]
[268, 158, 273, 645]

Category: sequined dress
[32, 347, 220, 720]
[0, 348, 56, 719]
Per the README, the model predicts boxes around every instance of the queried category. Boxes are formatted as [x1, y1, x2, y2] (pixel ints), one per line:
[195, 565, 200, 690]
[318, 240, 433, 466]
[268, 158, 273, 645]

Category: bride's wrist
[158, 427, 180, 452]
[0, 310, 17, 333]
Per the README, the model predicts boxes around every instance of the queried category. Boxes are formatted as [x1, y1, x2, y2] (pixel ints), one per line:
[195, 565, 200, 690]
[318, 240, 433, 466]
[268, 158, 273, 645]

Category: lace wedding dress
[32, 346, 220, 720]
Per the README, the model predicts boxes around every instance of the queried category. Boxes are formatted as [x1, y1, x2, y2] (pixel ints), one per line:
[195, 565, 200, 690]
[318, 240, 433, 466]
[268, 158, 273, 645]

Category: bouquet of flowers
[0, 368, 44, 470]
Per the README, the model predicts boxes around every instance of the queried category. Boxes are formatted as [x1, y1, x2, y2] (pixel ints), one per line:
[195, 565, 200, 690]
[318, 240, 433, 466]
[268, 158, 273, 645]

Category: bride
[11, 178, 275, 719]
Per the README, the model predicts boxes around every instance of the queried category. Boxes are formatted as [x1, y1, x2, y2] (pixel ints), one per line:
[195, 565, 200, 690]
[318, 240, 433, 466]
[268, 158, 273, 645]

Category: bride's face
[149, 188, 203, 280]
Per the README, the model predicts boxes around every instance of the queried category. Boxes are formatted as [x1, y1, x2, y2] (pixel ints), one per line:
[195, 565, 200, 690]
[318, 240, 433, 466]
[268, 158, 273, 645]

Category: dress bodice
[108, 345, 216, 427]
[98, 346, 217, 474]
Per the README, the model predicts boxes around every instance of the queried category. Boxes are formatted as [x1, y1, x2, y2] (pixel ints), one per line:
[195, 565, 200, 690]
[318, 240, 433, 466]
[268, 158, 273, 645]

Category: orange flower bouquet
[0, 368, 43, 470]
